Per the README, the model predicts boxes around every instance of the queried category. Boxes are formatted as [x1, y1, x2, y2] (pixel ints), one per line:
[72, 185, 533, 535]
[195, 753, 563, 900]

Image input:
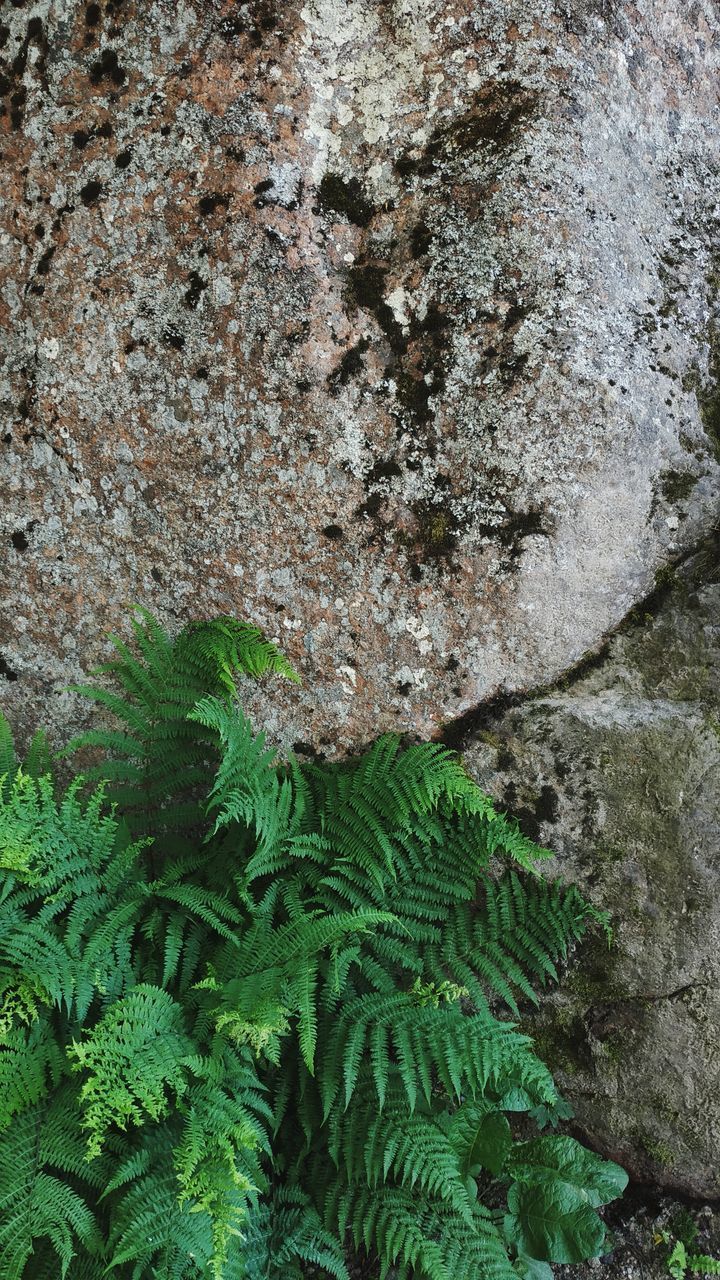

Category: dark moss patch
[327, 338, 369, 393]
[253, 177, 274, 208]
[484, 505, 552, 564]
[219, 1, 280, 45]
[79, 179, 104, 206]
[2, 15, 48, 129]
[415, 303, 450, 339]
[659, 469, 699, 503]
[10, 528, 29, 551]
[90, 47, 126, 87]
[198, 191, 230, 217]
[85, 4, 101, 24]
[535, 784, 559, 824]
[348, 264, 406, 356]
[396, 81, 536, 178]
[292, 740, 325, 761]
[115, 148, 132, 169]
[356, 493, 384, 519]
[410, 498, 462, 561]
[73, 128, 91, 150]
[321, 524, 343, 540]
[317, 172, 376, 228]
[698, 322, 720, 458]
[396, 369, 429, 420]
[36, 245, 55, 275]
[0, 655, 18, 682]
[366, 458, 402, 487]
[410, 220, 432, 258]
[162, 327, 185, 351]
[348, 265, 387, 312]
[184, 271, 207, 310]
[503, 793, 542, 844]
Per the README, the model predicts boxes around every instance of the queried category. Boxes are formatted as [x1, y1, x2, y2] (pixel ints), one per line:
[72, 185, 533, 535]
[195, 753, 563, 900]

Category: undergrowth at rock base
[0, 610, 627, 1279]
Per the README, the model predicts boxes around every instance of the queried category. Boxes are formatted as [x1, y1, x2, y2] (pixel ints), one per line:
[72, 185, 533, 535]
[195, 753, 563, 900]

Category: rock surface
[464, 534, 720, 1201]
[1, 0, 720, 753]
[1, 0, 720, 1223]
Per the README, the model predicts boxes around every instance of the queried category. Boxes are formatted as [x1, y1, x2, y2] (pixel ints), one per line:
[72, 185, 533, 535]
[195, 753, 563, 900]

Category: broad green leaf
[505, 1180, 607, 1263]
[507, 1136, 628, 1207]
[513, 1253, 554, 1280]
[504, 1136, 628, 1262]
[461, 1110, 512, 1177]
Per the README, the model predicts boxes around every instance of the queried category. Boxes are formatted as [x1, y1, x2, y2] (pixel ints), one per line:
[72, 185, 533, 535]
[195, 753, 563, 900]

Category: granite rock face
[464, 536, 720, 1200]
[1, 0, 720, 1214]
[1, 0, 719, 753]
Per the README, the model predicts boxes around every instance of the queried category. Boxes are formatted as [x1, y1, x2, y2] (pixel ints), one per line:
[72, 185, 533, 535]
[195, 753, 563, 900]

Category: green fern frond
[241, 1187, 349, 1280]
[0, 712, 17, 798]
[177, 616, 300, 691]
[69, 986, 196, 1157]
[0, 615, 624, 1279]
[0, 1094, 102, 1278]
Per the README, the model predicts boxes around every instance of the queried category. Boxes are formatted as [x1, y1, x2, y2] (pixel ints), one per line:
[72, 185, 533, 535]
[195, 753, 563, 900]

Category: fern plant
[0, 609, 627, 1279]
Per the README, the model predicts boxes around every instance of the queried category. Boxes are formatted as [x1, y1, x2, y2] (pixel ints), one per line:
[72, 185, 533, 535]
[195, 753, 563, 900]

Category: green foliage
[661, 1234, 720, 1280]
[0, 612, 626, 1278]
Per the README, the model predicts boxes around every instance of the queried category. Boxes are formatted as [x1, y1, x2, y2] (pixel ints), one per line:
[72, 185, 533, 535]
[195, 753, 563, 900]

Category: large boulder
[463, 536, 720, 1200]
[1, 0, 719, 751]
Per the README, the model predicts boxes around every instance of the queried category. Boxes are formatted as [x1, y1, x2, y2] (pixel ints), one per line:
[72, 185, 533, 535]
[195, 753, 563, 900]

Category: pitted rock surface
[1, 0, 719, 753]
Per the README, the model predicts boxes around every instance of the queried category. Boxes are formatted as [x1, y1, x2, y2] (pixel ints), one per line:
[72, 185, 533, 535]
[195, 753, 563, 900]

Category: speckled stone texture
[1, 0, 719, 752]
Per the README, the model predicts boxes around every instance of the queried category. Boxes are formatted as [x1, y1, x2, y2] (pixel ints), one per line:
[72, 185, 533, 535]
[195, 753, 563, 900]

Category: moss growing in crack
[659, 469, 699, 504]
[411, 498, 462, 560]
[638, 1134, 677, 1169]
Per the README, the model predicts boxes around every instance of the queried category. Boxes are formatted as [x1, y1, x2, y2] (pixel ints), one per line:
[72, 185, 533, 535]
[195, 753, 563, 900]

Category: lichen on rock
[1, 0, 719, 757]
